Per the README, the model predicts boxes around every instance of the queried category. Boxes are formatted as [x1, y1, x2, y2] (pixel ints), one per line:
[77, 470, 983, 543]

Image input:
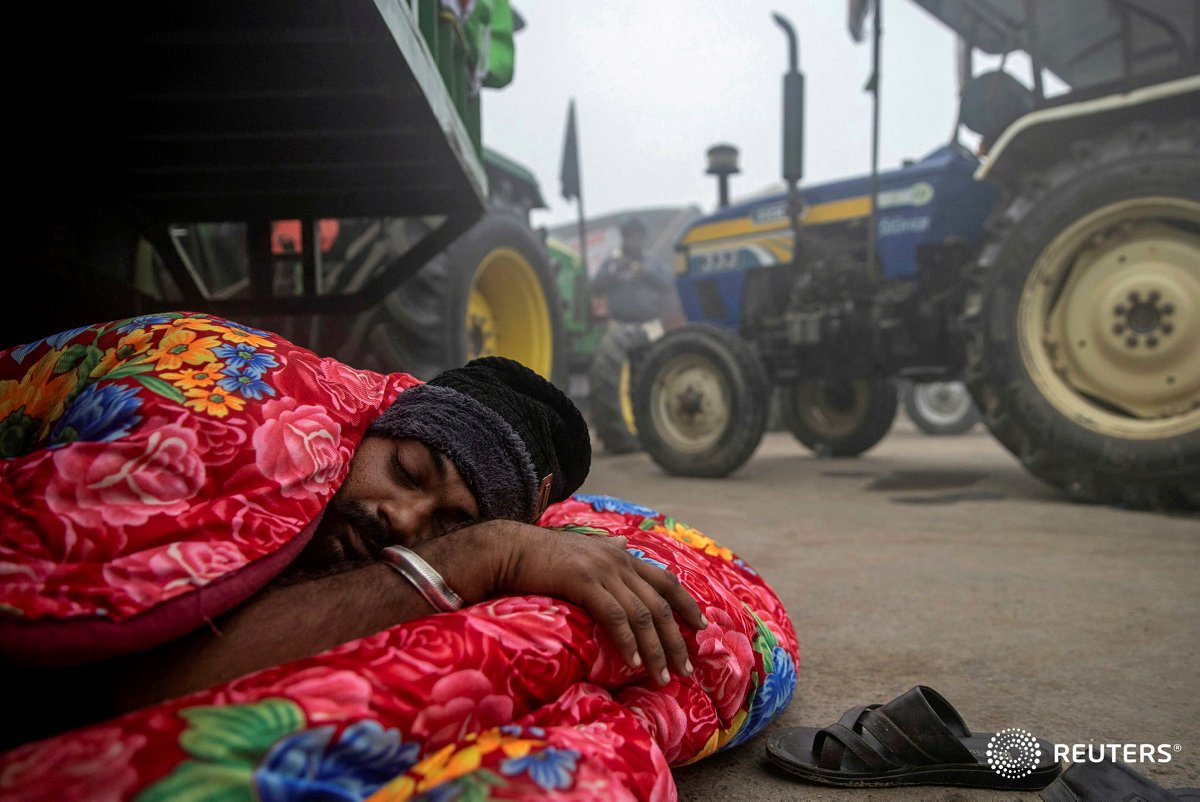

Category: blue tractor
[631, 1, 1199, 509]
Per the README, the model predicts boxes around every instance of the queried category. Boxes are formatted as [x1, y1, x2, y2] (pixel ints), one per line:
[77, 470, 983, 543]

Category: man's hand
[476, 521, 708, 686]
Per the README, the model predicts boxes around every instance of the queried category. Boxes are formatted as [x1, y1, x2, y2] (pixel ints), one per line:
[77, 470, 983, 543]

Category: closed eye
[390, 453, 416, 489]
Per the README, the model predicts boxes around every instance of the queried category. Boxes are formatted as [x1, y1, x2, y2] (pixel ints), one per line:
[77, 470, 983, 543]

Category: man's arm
[109, 520, 705, 712]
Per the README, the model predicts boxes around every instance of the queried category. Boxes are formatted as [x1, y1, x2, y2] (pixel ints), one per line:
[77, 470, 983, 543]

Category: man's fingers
[588, 585, 643, 670]
[607, 582, 672, 686]
[632, 558, 707, 631]
[628, 575, 693, 682]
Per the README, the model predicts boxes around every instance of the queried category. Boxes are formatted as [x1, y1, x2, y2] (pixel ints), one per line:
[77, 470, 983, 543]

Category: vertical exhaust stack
[773, 12, 805, 250]
[706, 144, 741, 209]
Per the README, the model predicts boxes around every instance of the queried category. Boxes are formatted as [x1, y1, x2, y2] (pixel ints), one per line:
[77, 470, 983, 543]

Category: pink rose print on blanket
[0, 726, 147, 802]
[692, 605, 755, 722]
[253, 398, 347, 499]
[45, 420, 205, 547]
[411, 669, 515, 748]
[217, 668, 374, 723]
[102, 540, 247, 607]
[292, 356, 410, 415]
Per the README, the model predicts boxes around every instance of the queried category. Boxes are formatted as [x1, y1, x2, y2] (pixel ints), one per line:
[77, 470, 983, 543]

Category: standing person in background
[590, 217, 683, 328]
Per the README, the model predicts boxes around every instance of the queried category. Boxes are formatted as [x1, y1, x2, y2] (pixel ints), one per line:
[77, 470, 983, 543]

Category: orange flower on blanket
[0, 347, 76, 424]
[150, 316, 228, 335]
[144, 328, 221, 371]
[652, 517, 735, 561]
[183, 387, 245, 418]
[90, 328, 155, 378]
[162, 362, 226, 390]
[370, 726, 546, 801]
[217, 325, 275, 349]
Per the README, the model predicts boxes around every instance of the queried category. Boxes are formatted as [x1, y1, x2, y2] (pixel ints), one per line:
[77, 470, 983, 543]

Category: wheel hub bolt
[1114, 304, 1126, 316]
[1147, 336, 1159, 348]
[1128, 291, 1141, 304]
[1112, 323, 1125, 335]
[1163, 323, 1174, 335]
[1126, 336, 1139, 348]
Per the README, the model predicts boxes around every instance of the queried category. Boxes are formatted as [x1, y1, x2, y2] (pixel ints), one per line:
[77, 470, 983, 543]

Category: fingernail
[659, 668, 670, 685]
[700, 615, 710, 628]
[684, 659, 694, 675]
[631, 653, 642, 668]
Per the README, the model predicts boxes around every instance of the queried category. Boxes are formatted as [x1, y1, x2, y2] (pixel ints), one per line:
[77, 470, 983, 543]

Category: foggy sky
[483, 1, 972, 229]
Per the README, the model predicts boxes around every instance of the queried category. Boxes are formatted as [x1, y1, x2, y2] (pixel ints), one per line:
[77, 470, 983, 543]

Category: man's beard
[277, 494, 392, 584]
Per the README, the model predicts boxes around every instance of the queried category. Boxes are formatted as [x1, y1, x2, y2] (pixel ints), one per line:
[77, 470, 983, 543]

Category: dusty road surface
[577, 418, 1200, 801]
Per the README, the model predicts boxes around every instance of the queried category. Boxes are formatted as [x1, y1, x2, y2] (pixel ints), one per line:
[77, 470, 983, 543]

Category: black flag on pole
[559, 100, 581, 202]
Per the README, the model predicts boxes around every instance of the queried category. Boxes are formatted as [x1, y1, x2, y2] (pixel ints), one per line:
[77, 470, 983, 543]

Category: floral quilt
[0, 313, 799, 801]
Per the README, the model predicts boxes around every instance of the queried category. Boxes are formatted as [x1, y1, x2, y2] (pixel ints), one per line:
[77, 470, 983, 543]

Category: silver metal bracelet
[379, 544, 465, 613]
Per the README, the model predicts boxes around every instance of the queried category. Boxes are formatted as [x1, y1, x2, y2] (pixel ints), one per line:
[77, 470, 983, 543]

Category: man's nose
[376, 494, 435, 544]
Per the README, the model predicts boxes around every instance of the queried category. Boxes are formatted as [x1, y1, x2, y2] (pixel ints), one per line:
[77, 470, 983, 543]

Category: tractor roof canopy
[911, 0, 1198, 93]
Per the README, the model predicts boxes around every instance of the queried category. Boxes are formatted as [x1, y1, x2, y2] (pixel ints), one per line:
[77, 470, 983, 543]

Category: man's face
[296, 436, 481, 571]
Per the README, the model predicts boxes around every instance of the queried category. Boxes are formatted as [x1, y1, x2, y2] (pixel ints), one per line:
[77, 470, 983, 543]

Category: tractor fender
[978, 74, 1200, 186]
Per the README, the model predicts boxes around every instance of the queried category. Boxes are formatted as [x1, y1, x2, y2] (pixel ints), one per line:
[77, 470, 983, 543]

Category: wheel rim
[650, 353, 730, 454]
[1018, 198, 1200, 440]
[912, 382, 973, 427]
[796, 381, 869, 438]
[619, 359, 638, 436]
[466, 247, 554, 380]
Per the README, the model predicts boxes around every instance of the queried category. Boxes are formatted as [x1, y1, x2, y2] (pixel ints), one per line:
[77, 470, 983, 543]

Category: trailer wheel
[359, 211, 567, 387]
[589, 323, 648, 455]
[964, 122, 1200, 509]
[902, 381, 980, 436]
[781, 379, 897, 456]
[632, 324, 769, 477]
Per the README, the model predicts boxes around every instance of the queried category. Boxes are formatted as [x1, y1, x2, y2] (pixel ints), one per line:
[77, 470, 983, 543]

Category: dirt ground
[579, 417, 1200, 801]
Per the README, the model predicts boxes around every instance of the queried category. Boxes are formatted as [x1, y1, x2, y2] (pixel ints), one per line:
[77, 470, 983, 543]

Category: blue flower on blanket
[218, 365, 277, 400]
[50, 382, 142, 445]
[500, 746, 580, 791]
[256, 719, 420, 801]
[626, 547, 669, 571]
[726, 646, 796, 750]
[8, 324, 94, 365]
[116, 313, 177, 333]
[214, 342, 279, 374]
[574, 493, 658, 518]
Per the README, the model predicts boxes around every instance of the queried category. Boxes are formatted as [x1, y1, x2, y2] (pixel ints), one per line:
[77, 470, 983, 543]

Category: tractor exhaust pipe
[773, 12, 805, 251]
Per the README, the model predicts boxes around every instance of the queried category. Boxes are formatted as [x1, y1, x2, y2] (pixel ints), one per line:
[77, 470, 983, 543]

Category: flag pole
[560, 99, 588, 272]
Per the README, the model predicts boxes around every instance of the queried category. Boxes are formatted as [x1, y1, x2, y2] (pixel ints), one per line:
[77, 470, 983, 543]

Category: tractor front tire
[781, 379, 898, 457]
[589, 324, 647, 455]
[964, 121, 1200, 509]
[632, 324, 770, 478]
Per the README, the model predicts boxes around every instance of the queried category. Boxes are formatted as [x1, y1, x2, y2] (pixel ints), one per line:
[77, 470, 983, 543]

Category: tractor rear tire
[781, 379, 898, 457]
[964, 121, 1200, 510]
[632, 324, 770, 478]
[354, 211, 567, 388]
[589, 324, 647, 455]
[902, 381, 980, 436]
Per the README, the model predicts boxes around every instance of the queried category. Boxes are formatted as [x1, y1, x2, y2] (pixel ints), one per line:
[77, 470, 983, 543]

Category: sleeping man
[0, 312, 705, 746]
[0, 312, 797, 802]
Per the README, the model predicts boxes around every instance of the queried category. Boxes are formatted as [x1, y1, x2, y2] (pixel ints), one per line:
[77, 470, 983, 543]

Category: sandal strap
[815, 704, 900, 772]
[813, 687, 977, 772]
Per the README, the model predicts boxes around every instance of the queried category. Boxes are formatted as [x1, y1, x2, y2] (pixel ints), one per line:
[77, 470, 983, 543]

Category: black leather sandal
[766, 685, 1061, 790]
[1039, 758, 1199, 801]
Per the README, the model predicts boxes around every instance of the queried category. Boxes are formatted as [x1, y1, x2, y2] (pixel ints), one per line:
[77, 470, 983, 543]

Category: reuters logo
[986, 728, 1042, 779]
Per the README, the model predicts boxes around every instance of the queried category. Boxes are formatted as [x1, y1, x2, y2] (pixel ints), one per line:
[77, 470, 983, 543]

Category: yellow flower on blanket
[162, 363, 226, 390]
[183, 387, 245, 417]
[144, 328, 221, 371]
[651, 517, 735, 561]
[90, 328, 155, 378]
[0, 347, 76, 425]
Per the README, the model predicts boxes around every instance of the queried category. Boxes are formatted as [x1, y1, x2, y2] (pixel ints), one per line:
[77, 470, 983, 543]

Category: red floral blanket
[0, 313, 799, 801]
